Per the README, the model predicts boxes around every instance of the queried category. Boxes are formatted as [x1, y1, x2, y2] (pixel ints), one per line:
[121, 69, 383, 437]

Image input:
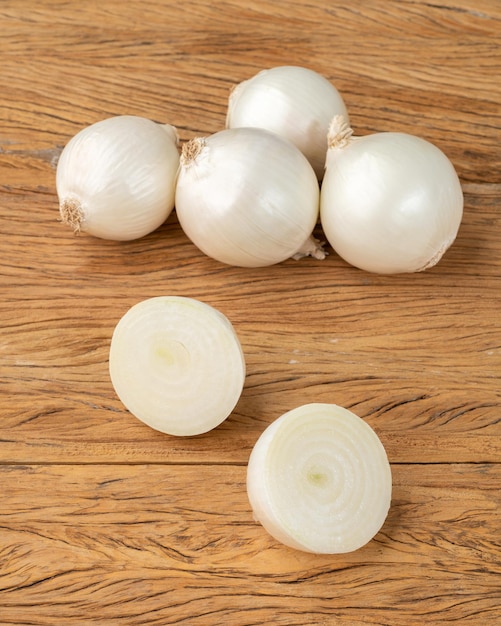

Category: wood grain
[1, 464, 500, 625]
[1, 0, 500, 624]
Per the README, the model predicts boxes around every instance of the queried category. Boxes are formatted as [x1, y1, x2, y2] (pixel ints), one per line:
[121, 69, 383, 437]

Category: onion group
[52, 67, 470, 558]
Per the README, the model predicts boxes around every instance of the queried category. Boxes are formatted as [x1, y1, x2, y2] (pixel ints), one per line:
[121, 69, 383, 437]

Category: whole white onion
[175, 127, 323, 267]
[56, 115, 180, 241]
[320, 116, 464, 274]
[226, 65, 349, 179]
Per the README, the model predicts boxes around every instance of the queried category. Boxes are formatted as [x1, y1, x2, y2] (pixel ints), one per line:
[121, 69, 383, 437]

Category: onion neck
[327, 114, 353, 149]
[180, 137, 206, 167]
[416, 236, 455, 272]
[161, 123, 179, 146]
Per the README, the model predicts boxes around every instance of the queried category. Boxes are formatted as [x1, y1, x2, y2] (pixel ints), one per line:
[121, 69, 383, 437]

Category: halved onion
[247, 403, 392, 553]
[109, 296, 246, 436]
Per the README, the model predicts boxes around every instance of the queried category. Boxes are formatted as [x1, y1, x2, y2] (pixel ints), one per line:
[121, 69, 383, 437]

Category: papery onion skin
[109, 296, 245, 436]
[56, 115, 180, 241]
[247, 403, 392, 554]
[226, 66, 349, 180]
[175, 127, 321, 268]
[320, 119, 464, 274]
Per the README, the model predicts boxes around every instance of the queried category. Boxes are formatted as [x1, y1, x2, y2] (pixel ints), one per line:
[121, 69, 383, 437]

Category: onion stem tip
[327, 115, 353, 149]
[181, 138, 206, 167]
[59, 197, 83, 234]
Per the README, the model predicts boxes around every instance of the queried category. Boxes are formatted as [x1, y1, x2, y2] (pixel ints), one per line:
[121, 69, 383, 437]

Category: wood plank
[1, 2, 500, 180]
[1, 463, 499, 625]
[1, 191, 500, 464]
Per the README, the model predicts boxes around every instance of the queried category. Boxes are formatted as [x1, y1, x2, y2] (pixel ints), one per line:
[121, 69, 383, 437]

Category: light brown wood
[1, 1, 500, 624]
[0, 464, 499, 625]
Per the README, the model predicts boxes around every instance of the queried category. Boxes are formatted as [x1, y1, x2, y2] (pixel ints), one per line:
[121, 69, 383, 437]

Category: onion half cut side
[247, 403, 392, 553]
[109, 296, 246, 436]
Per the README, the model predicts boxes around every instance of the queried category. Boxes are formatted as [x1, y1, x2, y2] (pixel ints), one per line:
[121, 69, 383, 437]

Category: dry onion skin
[56, 115, 180, 241]
[247, 403, 392, 554]
[175, 127, 323, 267]
[320, 116, 464, 274]
[226, 65, 349, 179]
[109, 296, 245, 436]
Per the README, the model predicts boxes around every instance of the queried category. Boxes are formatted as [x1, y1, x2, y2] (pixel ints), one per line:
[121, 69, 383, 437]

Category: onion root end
[292, 235, 327, 261]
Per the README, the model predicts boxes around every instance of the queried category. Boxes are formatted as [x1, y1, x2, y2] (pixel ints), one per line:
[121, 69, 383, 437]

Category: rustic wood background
[1, 1, 500, 624]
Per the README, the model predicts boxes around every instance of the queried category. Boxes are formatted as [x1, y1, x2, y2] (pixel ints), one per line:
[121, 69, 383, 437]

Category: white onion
[247, 403, 392, 554]
[226, 66, 349, 179]
[57, 115, 180, 240]
[320, 116, 464, 274]
[175, 127, 324, 267]
[109, 296, 245, 436]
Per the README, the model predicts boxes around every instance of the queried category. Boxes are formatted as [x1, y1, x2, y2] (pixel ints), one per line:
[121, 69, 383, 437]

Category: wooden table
[1, 1, 500, 624]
